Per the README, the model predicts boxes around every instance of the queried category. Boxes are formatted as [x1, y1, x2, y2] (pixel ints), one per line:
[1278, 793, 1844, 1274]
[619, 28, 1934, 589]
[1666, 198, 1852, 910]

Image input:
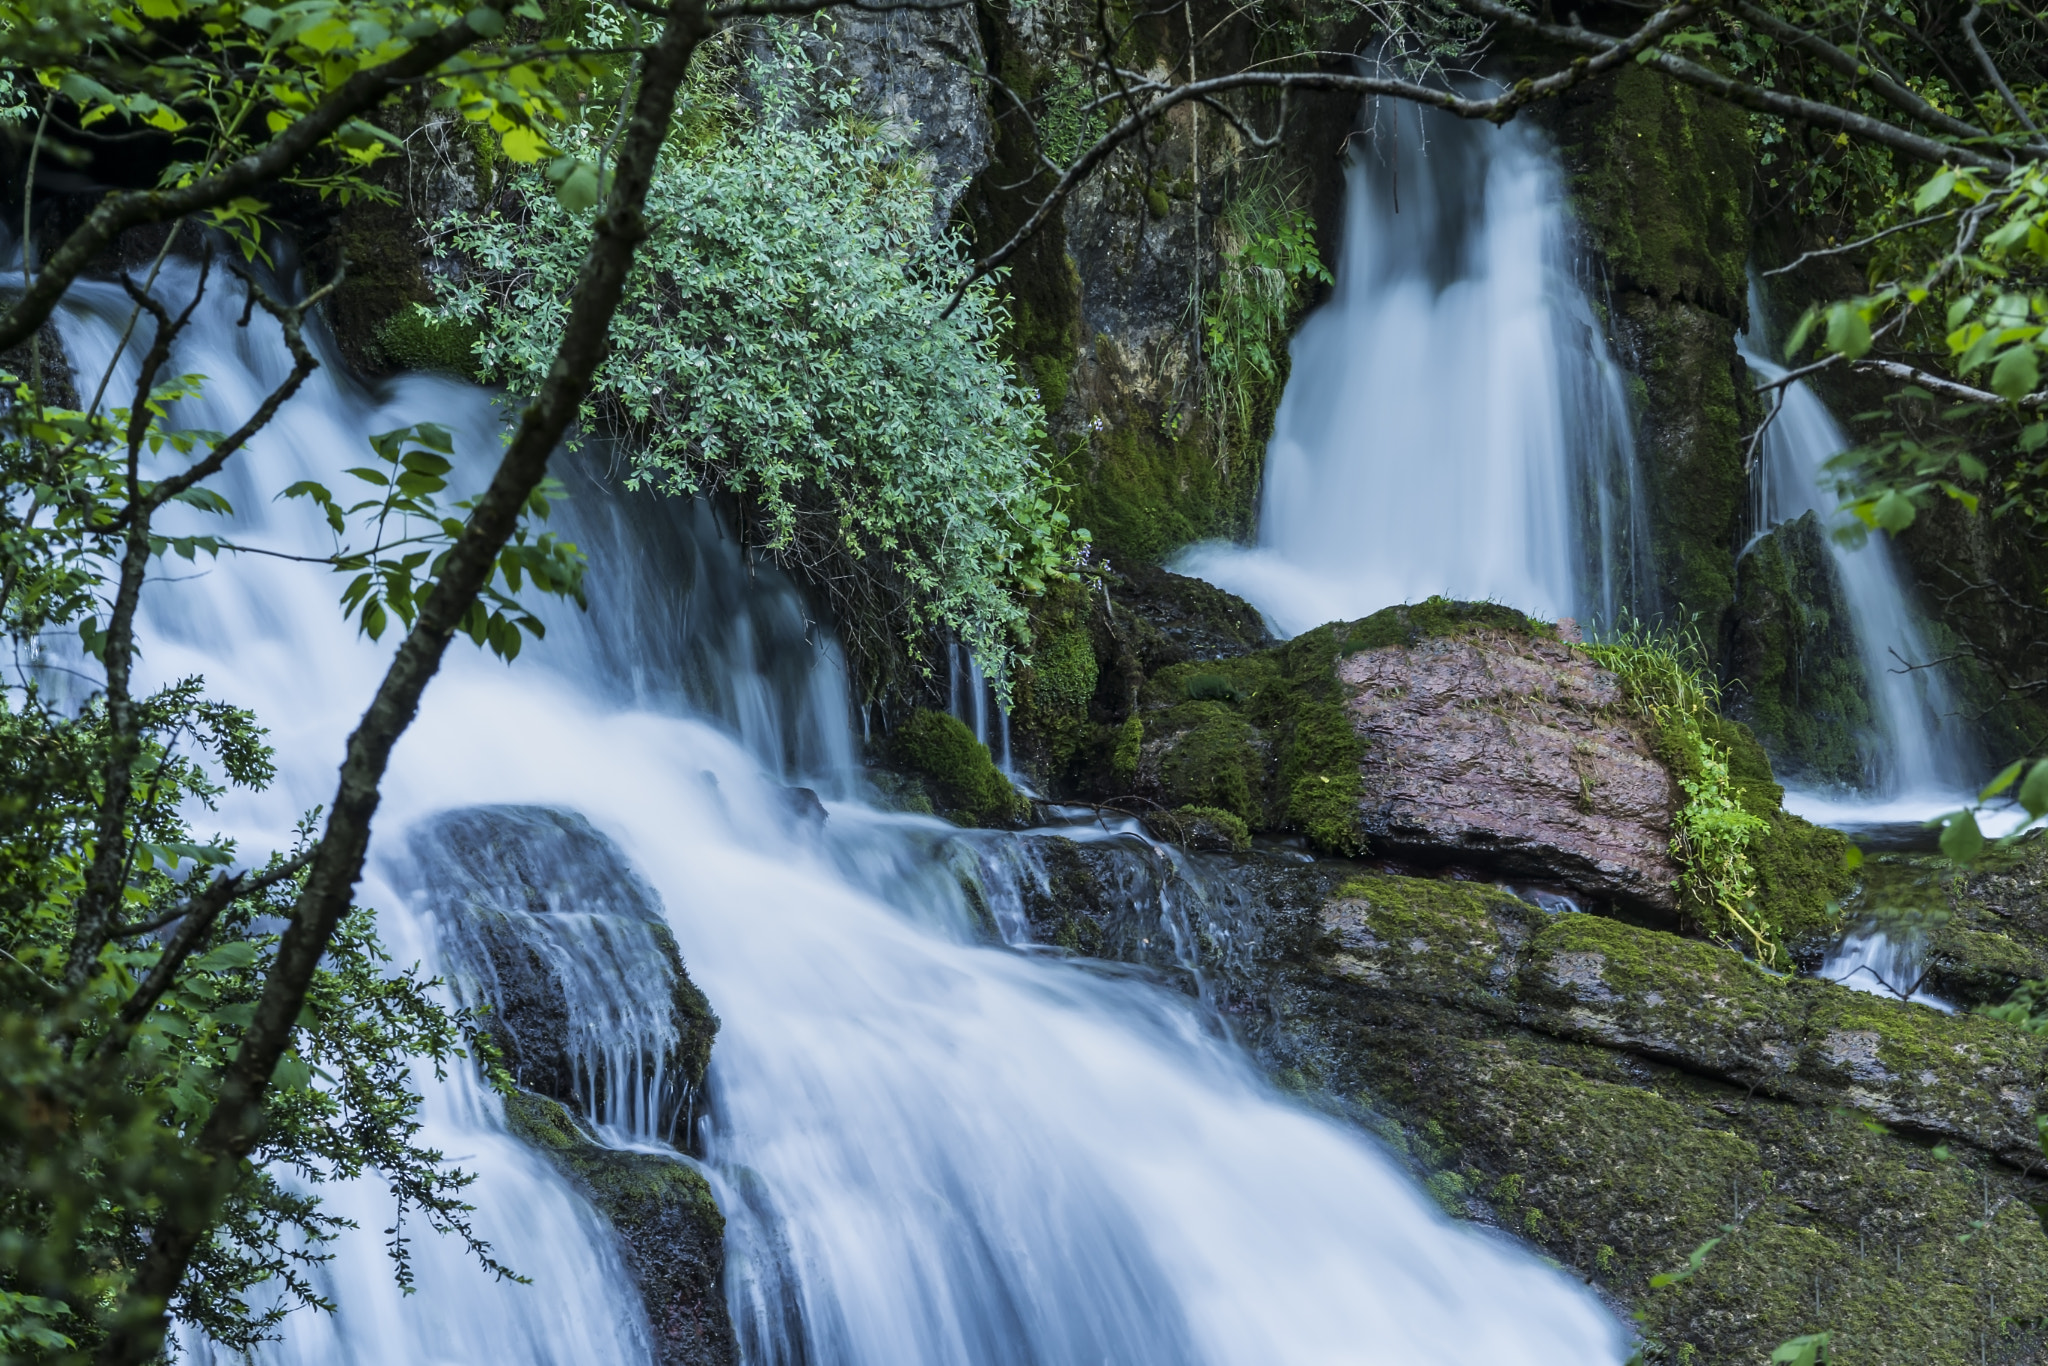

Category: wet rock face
[1340, 629, 1683, 913]
[1090, 856, 2048, 1366]
[403, 808, 736, 1366]
[506, 1093, 736, 1366]
[401, 805, 718, 1141]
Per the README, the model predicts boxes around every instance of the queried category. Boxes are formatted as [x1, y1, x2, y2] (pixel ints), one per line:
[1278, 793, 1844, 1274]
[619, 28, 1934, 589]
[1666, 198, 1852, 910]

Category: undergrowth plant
[433, 22, 1074, 694]
[1582, 623, 1778, 963]
[1201, 176, 1330, 469]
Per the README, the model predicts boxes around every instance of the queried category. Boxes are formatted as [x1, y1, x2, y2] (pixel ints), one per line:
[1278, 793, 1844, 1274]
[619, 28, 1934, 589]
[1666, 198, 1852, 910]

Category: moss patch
[503, 1091, 734, 1365]
[375, 303, 479, 376]
[1144, 804, 1251, 853]
[888, 708, 1028, 827]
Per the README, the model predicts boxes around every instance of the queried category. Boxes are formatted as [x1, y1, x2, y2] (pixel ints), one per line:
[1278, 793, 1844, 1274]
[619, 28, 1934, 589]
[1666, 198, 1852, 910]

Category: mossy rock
[1143, 804, 1251, 853]
[375, 304, 480, 376]
[1728, 512, 1875, 786]
[886, 708, 1029, 827]
[1256, 866, 2048, 1363]
[504, 1091, 735, 1366]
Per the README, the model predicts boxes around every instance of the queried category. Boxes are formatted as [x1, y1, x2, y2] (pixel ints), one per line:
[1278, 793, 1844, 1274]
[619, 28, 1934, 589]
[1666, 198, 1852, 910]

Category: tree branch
[0, 2, 506, 355]
[950, 0, 1699, 311]
[90, 1, 716, 1358]
[1729, 0, 1991, 143]
[1453, 0, 2011, 170]
[1853, 356, 2048, 408]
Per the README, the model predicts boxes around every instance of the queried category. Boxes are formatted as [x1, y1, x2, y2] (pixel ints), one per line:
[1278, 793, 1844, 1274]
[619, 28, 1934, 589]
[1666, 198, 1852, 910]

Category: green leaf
[553, 160, 601, 214]
[1770, 1334, 1832, 1366]
[1871, 488, 1917, 532]
[1939, 808, 1985, 864]
[1981, 760, 2024, 801]
[1825, 304, 1873, 359]
[1992, 343, 2041, 400]
[1914, 168, 1957, 211]
[464, 4, 506, 36]
[2019, 758, 2048, 819]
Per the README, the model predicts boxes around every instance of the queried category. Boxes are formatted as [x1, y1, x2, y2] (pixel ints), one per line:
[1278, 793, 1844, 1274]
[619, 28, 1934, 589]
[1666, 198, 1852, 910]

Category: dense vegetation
[11, 0, 2048, 1359]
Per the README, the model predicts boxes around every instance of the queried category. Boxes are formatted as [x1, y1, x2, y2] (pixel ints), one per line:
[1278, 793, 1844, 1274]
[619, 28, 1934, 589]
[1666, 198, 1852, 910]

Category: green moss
[375, 304, 480, 376]
[1151, 701, 1260, 822]
[1146, 804, 1251, 853]
[889, 708, 1028, 826]
[1749, 812, 1853, 945]
[1558, 62, 1749, 314]
[1110, 714, 1142, 783]
[1277, 699, 1365, 855]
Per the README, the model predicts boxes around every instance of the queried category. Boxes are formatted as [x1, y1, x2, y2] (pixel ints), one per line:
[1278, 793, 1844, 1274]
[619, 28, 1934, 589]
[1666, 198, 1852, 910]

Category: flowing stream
[1736, 289, 1981, 816]
[56, 259, 1627, 1362]
[1176, 100, 1648, 637]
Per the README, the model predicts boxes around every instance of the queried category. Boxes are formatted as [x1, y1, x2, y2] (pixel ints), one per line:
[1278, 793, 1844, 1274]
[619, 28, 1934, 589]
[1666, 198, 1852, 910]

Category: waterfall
[1735, 289, 1981, 814]
[54, 257, 1626, 1365]
[1175, 101, 1648, 638]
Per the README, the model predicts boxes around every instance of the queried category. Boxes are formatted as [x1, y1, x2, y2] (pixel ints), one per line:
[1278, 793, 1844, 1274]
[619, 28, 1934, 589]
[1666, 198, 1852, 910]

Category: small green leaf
[463, 4, 505, 36]
[1825, 303, 1873, 359]
[1771, 1334, 1832, 1366]
[1914, 168, 1957, 211]
[2019, 758, 2048, 819]
[1871, 488, 1917, 532]
[1992, 344, 2041, 400]
[1981, 760, 2024, 801]
[1939, 808, 1985, 864]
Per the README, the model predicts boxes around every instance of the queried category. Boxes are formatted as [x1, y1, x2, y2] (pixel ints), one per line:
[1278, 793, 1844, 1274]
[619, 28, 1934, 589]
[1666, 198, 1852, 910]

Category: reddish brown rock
[1338, 628, 1682, 912]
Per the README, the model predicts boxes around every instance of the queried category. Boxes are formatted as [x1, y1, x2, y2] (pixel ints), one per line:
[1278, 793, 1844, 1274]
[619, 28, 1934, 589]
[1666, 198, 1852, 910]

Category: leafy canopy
[433, 25, 1079, 690]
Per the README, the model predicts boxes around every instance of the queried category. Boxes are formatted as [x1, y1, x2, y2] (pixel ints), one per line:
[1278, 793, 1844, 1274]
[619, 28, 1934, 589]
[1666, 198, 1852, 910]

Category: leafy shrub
[434, 30, 1074, 689]
[1582, 622, 1781, 962]
[1202, 176, 1331, 462]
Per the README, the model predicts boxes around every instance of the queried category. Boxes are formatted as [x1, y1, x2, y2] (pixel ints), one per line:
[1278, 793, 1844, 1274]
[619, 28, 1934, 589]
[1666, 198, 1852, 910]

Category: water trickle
[1176, 101, 1648, 637]
[59, 256, 1626, 1365]
[1736, 285, 1981, 807]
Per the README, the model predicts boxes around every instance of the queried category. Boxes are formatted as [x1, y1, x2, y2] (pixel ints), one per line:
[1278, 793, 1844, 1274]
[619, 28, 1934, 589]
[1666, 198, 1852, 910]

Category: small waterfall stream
[1736, 290, 1980, 814]
[60, 259, 1627, 1362]
[1176, 101, 1648, 637]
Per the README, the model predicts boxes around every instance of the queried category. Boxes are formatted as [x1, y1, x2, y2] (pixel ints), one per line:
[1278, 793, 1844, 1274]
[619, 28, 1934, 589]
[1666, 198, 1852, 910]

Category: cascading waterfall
[1736, 286, 1980, 815]
[1176, 100, 1649, 637]
[57, 257, 1628, 1365]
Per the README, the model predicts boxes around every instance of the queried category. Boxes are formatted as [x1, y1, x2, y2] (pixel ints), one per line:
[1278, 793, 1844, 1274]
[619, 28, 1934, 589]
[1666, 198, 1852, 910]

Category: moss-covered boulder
[884, 708, 1030, 827]
[1270, 869, 2048, 1364]
[505, 1092, 735, 1366]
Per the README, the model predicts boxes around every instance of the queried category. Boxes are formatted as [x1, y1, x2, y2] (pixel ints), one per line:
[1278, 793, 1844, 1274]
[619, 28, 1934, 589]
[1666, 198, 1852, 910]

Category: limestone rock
[1339, 628, 1683, 912]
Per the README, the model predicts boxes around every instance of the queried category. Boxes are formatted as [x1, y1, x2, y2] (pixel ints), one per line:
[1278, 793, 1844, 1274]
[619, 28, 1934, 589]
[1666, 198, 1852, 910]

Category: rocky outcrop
[1728, 511, 1874, 787]
[404, 806, 718, 1134]
[1341, 629, 1681, 911]
[505, 1093, 735, 1366]
[402, 805, 735, 1365]
[1000, 832, 2048, 1364]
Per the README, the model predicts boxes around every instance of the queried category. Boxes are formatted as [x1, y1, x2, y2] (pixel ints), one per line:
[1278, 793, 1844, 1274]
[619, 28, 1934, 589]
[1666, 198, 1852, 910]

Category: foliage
[0, 684, 504, 1359]
[0, 0, 618, 263]
[1582, 622, 1779, 962]
[1202, 176, 1330, 466]
[435, 30, 1076, 691]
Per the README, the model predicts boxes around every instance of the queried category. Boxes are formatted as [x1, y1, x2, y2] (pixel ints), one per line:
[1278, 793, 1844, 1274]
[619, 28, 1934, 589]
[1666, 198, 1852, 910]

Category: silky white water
[55, 261, 1626, 1363]
[1176, 101, 1646, 637]
[1735, 291, 1982, 816]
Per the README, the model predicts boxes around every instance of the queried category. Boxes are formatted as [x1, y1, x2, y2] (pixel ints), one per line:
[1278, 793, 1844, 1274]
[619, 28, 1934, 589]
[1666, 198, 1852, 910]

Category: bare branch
[1730, 0, 1991, 143]
[1853, 356, 2048, 408]
[1453, 0, 2011, 171]
[1762, 208, 1961, 276]
[1962, 3, 2046, 143]
[949, 0, 1700, 312]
